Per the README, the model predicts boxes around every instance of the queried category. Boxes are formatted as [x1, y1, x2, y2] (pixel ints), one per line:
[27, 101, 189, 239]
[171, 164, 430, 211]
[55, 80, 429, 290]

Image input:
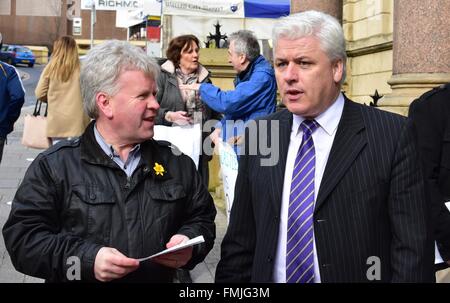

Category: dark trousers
[0, 137, 5, 163]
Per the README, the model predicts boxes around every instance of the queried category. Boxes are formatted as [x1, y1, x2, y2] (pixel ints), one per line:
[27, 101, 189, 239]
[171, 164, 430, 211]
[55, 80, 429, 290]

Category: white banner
[115, 0, 161, 28]
[116, 10, 145, 27]
[171, 15, 278, 43]
[163, 0, 244, 18]
[81, 0, 144, 11]
[153, 124, 202, 169]
[218, 141, 239, 224]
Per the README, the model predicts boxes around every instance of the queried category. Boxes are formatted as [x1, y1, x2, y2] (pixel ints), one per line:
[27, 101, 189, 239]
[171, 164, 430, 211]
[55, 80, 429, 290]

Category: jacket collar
[268, 96, 367, 215]
[161, 59, 209, 83]
[267, 109, 293, 215]
[314, 95, 367, 212]
[80, 121, 172, 181]
[235, 55, 264, 84]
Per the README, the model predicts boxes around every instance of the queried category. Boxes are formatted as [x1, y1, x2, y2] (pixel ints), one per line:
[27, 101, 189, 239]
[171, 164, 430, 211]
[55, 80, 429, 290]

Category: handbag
[21, 100, 51, 149]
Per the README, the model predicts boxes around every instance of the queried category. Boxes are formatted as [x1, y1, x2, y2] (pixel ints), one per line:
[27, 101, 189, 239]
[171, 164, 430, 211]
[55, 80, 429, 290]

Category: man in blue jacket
[0, 61, 25, 163]
[183, 30, 277, 151]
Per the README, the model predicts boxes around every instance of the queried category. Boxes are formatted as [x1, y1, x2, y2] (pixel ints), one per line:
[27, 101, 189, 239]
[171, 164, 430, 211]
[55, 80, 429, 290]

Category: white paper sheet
[137, 235, 205, 262]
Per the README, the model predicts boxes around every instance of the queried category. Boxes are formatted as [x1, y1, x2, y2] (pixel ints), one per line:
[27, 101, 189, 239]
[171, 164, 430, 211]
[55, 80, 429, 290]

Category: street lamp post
[89, 0, 96, 49]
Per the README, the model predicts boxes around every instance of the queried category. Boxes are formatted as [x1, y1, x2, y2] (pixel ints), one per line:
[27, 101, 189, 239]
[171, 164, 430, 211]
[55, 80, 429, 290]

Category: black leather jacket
[2, 122, 216, 282]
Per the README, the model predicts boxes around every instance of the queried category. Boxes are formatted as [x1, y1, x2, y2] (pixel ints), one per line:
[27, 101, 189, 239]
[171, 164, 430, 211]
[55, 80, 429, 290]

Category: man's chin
[285, 104, 315, 118]
[284, 102, 303, 114]
[145, 130, 154, 140]
[133, 130, 154, 143]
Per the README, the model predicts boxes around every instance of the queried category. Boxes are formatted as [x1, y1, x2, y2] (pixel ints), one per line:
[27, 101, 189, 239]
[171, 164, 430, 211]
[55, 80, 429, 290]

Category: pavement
[0, 105, 226, 283]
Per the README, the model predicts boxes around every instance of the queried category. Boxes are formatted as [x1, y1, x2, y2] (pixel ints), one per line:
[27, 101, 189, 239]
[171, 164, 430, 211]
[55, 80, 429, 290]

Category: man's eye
[299, 61, 311, 67]
[276, 62, 287, 68]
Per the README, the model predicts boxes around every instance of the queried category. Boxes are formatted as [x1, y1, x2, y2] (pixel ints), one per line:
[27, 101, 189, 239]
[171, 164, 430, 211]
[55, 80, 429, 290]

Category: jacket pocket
[67, 184, 116, 244]
[148, 182, 186, 202]
[146, 182, 187, 233]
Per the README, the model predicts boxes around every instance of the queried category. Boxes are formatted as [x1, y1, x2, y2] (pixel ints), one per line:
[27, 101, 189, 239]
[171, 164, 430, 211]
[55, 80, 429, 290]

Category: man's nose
[283, 63, 298, 82]
[147, 95, 160, 110]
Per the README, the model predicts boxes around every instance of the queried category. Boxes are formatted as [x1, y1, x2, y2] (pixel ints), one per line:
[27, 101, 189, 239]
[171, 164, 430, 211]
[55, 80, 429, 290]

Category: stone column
[291, 0, 342, 22]
[382, 0, 450, 115]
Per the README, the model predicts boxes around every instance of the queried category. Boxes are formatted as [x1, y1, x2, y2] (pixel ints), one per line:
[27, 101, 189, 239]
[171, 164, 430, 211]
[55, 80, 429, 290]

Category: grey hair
[80, 40, 160, 119]
[272, 11, 347, 84]
[229, 30, 260, 62]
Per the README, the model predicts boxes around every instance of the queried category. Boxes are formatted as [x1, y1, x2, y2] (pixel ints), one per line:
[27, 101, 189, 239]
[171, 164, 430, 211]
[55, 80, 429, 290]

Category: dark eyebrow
[274, 58, 288, 63]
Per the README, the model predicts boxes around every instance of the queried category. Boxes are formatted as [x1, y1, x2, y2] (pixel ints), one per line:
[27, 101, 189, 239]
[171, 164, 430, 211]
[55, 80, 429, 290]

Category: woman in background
[35, 36, 90, 145]
[156, 34, 221, 187]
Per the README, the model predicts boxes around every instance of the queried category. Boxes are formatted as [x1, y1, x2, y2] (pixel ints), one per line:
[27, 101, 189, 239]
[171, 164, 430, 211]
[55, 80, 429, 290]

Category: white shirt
[273, 93, 345, 283]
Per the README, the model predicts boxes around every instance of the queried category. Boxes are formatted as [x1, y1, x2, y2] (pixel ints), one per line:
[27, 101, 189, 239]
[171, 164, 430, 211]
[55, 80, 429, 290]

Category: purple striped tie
[286, 119, 318, 283]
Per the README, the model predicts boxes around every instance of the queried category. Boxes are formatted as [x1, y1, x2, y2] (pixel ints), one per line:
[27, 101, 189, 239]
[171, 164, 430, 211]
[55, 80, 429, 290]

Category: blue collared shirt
[94, 124, 141, 177]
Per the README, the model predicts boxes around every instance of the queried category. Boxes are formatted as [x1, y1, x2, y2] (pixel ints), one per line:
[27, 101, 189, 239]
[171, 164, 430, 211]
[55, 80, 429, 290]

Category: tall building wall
[343, 0, 394, 105]
[0, 0, 126, 48]
[78, 10, 126, 41]
[0, 0, 68, 48]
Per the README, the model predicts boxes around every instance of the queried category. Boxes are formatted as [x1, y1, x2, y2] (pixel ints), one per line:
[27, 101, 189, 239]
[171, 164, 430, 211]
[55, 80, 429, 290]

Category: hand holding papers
[138, 235, 205, 262]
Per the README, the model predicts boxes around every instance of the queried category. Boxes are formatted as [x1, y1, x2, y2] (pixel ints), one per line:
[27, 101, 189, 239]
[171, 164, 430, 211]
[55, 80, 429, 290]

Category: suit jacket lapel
[269, 109, 292, 214]
[315, 98, 367, 212]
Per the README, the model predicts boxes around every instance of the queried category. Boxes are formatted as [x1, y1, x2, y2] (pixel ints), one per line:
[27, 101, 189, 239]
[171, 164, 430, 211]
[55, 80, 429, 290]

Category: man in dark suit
[215, 10, 434, 283]
[409, 83, 450, 281]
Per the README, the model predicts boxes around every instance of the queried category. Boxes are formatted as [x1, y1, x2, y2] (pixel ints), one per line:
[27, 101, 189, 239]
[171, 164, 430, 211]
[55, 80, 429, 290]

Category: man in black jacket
[409, 83, 450, 282]
[2, 40, 216, 282]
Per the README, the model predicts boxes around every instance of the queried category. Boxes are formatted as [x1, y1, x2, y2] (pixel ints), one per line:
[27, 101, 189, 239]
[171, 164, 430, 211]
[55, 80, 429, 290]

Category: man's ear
[96, 92, 113, 119]
[332, 59, 344, 84]
[239, 53, 247, 65]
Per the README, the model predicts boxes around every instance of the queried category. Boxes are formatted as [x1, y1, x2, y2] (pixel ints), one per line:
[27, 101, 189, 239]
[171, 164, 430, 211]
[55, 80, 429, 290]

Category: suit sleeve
[2, 154, 103, 282]
[388, 119, 434, 282]
[215, 130, 256, 282]
[409, 99, 450, 260]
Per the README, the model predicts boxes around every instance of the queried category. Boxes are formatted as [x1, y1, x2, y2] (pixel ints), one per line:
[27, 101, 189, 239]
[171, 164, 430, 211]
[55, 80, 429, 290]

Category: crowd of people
[0, 10, 449, 283]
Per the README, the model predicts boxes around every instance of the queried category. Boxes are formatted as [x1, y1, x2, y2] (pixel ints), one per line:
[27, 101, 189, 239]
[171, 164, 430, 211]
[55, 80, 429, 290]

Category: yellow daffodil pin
[153, 162, 165, 176]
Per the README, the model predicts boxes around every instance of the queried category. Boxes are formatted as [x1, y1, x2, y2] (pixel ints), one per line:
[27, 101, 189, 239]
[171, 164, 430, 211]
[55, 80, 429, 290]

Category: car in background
[0, 44, 35, 67]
